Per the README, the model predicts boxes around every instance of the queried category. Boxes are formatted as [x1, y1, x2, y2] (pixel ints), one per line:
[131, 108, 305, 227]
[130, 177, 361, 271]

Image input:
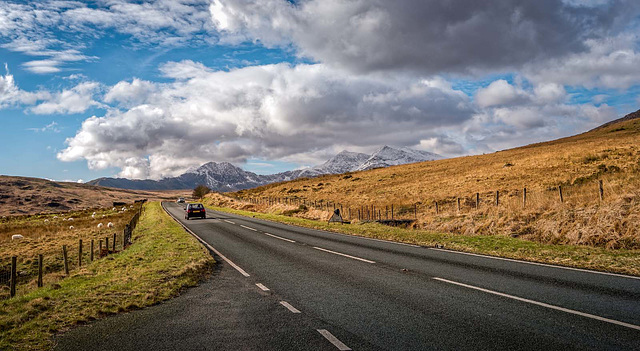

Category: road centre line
[317, 329, 352, 350]
[223, 220, 235, 224]
[313, 247, 376, 264]
[433, 277, 640, 331]
[430, 248, 640, 280]
[240, 224, 258, 231]
[279, 301, 301, 313]
[256, 283, 270, 291]
[263, 232, 296, 243]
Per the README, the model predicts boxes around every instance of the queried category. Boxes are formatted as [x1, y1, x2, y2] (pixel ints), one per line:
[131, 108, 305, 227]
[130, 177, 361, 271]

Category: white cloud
[27, 121, 61, 133]
[29, 81, 102, 114]
[58, 62, 474, 179]
[475, 80, 528, 108]
[525, 35, 640, 89]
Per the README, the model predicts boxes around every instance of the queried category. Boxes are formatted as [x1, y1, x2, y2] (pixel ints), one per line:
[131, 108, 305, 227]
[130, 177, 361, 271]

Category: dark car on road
[185, 203, 206, 220]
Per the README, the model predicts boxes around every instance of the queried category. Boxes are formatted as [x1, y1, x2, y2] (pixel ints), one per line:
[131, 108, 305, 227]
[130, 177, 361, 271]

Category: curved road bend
[57, 202, 640, 350]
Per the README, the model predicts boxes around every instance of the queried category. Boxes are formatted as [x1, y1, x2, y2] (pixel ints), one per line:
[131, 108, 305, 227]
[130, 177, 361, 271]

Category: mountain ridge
[87, 146, 442, 191]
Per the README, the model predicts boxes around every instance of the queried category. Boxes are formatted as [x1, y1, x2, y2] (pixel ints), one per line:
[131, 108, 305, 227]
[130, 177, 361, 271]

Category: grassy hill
[227, 109, 640, 249]
[0, 176, 187, 216]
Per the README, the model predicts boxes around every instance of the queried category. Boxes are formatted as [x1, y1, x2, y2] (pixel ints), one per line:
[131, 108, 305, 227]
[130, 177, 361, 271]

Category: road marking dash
[279, 301, 301, 313]
[223, 220, 235, 224]
[433, 277, 640, 331]
[256, 283, 270, 291]
[429, 248, 640, 280]
[240, 225, 258, 231]
[263, 232, 296, 243]
[317, 329, 351, 350]
[313, 247, 375, 264]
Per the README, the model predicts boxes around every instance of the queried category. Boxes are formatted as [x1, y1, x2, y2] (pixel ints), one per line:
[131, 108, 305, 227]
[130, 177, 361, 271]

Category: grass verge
[204, 204, 640, 277]
[0, 202, 214, 350]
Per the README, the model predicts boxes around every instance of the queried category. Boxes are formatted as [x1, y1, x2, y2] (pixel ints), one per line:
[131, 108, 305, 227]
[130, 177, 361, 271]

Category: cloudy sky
[1, 0, 639, 181]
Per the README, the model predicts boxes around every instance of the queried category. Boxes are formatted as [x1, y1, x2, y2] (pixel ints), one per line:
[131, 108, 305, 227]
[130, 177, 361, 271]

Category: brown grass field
[229, 110, 640, 250]
[0, 175, 188, 216]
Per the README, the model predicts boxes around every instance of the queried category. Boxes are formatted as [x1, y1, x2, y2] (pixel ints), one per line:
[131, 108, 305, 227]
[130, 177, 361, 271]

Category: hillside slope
[0, 176, 184, 216]
[236, 110, 640, 206]
[229, 109, 640, 249]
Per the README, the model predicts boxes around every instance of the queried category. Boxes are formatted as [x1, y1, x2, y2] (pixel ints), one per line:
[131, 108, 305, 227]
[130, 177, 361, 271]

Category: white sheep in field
[11, 234, 24, 240]
[121, 207, 127, 211]
[92, 212, 96, 216]
[112, 207, 116, 211]
[107, 222, 114, 228]
[69, 225, 74, 229]
[44, 219, 49, 223]
[91, 214, 95, 219]
[68, 218, 74, 221]
[63, 218, 67, 221]
[97, 223, 103, 228]
[53, 215, 58, 219]
[102, 214, 106, 218]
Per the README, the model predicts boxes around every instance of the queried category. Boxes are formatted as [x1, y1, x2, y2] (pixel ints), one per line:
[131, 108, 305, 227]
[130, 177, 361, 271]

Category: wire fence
[234, 178, 625, 223]
[0, 201, 145, 300]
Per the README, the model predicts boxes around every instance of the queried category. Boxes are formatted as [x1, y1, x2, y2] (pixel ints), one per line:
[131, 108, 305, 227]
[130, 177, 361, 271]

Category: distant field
[229, 113, 640, 249]
[0, 176, 188, 216]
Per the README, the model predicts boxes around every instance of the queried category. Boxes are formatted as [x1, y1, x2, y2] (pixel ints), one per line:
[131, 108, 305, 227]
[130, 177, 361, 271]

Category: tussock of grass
[202, 201, 640, 277]
[0, 202, 214, 350]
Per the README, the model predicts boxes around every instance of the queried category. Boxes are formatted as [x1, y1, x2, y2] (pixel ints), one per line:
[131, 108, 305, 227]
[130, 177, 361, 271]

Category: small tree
[193, 185, 211, 199]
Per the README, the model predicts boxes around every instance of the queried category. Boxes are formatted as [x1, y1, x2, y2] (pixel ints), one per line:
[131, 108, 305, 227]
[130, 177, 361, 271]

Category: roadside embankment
[0, 202, 214, 351]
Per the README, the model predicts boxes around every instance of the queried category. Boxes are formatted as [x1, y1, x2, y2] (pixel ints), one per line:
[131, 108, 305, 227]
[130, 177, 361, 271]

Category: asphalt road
[58, 202, 640, 350]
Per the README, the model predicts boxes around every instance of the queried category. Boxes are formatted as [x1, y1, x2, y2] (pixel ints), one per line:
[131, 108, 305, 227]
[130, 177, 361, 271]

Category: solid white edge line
[256, 283, 270, 291]
[263, 232, 296, 243]
[313, 247, 376, 264]
[223, 220, 235, 224]
[279, 301, 301, 313]
[240, 224, 258, 231]
[430, 248, 640, 280]
[317, 329, 352, 351]
[161, 203, 250, 278]
[433, 277, 640, 331]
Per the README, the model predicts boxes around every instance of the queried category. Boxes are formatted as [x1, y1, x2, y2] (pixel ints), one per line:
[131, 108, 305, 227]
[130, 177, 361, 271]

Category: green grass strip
[204, 204, 640, 277]
[0, 202, 214, 350]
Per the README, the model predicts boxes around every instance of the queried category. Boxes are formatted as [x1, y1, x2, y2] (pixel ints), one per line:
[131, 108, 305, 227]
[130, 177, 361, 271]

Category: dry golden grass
[0, 204, 142, 299]
[230, 116, 640, 249]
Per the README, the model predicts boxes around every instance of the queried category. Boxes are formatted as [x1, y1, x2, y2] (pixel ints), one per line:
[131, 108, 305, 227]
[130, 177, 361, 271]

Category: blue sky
[1, 0, 639, 181]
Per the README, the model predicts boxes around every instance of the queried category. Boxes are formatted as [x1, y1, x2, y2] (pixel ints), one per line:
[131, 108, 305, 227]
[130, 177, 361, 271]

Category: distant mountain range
[87, 146, 442, 191]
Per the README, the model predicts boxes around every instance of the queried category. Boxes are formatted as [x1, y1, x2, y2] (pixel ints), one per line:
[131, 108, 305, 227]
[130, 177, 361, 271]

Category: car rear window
[190, 204, 204, 209]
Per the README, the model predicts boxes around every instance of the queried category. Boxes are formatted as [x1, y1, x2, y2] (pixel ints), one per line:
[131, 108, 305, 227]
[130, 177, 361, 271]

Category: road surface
[57, 202, 640, 350]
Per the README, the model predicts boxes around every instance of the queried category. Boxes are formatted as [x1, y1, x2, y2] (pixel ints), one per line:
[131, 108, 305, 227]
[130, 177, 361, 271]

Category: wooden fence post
[414, 204, 417, 219]
[558, 186, 564, 203]
[599, 180, 604, 201]
[457, 198, 461, 212]
[523, 187, 527, 208]
[78, 239, 82, 267]
[495, 191, 500, 206]
[90, 239, 94, 261]
[62, 245, 69, 275]
[113, 233, 116, 251]
[475, 193, 479, 210]
[38, 254, 43, 288]
[435, 201, 439, 214]
[391, 205, 394, 220]
[99, 239, 103, 257]
[105, 237, 109, 254]
[10, 256, 16, 298]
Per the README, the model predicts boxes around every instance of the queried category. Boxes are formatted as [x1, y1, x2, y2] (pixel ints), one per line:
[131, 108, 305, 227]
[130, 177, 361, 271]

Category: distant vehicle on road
[185, 203, 206, 220]
[177, 197, 185, 203]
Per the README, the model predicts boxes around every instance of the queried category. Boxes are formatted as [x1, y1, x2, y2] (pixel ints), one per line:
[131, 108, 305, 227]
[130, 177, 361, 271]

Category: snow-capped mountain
[88, 146, 442, 191]
[296, 151, 370, 177]
[355, 146, 442, 171]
